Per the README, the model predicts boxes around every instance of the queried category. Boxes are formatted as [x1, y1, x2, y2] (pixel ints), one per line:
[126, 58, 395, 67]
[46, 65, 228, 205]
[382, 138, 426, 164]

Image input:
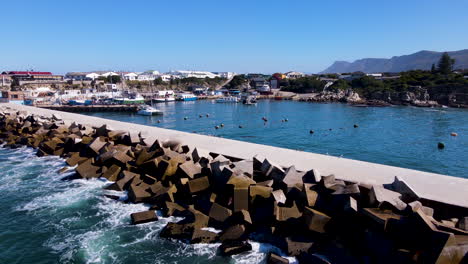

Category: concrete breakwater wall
[0, 104, 467, 263]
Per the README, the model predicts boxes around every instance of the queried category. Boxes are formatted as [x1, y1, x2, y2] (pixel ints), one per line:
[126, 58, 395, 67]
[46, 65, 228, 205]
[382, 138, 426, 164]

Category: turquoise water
[85, 100, 467, 178]
[0, 147, 288, 263]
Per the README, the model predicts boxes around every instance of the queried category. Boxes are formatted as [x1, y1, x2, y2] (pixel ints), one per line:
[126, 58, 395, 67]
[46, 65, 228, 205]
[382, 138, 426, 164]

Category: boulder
[369, 185, 407, 211]
[88, 137, 107, 154]
[275, 202, 302, 222]
[272, 190, 287, 205]
[250, 185, 273, 201]
[188, 176, 210, 193]
[219, 240, 252, 256]
[209, 203, 232, 222]
[102, 164, 121, 182]
[106, 170, 138, 191]
[282, 166, 306, 187]
[160, 222, 194, 240]
[128, 183, 152, 203]
[190, 228, 219, 244]
[76, 158, 101, 179]
[178, 161, 202, 179]
[233, 187, 249, 212]
[130, 210, 158, 225]
[285, 237, 314, 256]
[266, 252, 289, 264]
[219, 224, 246, 242]
[361, 208, 402, 227]
[303, 184, 319, 207]
[303, 207, 331, 233]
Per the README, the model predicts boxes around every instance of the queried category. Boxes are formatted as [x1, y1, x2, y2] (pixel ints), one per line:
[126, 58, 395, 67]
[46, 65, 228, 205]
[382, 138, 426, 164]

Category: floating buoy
[438, 142, 445, 149]
[451, 132, 458, 137]
[215, 126, 219, 129]
[310, 130, 314, 134]
[199, 115, 202, 118]
[157, 120, 161, 123]
[184, 117, 188, 120]
[354, 124, 358, 128]
[329, 128, 332, 131]
[285, 119, 288, 122]
[206, 114, 209, 117]
[239, 125, 243, 128]
[220, 124, 224, 127]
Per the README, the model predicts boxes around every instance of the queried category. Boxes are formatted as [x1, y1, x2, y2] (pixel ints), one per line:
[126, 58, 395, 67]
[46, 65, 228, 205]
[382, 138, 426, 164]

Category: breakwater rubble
[0, 107, 467, 263]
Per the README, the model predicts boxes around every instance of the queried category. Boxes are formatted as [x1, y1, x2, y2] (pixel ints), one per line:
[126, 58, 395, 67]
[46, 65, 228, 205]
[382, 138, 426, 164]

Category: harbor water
[84, 100, 467, 178]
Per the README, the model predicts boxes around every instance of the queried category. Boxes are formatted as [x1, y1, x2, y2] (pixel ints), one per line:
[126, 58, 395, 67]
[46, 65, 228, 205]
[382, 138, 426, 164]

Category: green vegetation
[280, 76, 326, 93]
[98, 75, 122, 83]
[225, 75, 247, 89]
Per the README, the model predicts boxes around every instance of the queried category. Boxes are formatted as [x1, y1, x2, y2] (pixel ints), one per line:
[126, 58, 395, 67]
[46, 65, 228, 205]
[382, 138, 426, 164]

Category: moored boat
[216, 96, 239, 103]
[137, 105, 163, 116]
[176, 93, 198, 101]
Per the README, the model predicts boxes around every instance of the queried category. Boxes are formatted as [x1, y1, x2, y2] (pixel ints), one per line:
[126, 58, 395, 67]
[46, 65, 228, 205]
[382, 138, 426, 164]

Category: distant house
[285, 71, 305, 79]
[213, 72, 236, 79]
[101, 72, 118, 77]
[124, 73, 138, 81]
[0, 90, 26, 104]
[2, 71, 63, 85]
[65, 72, 90, 81]
[86, 73, 100, 80]
[187, 85, 209, 95]
[137, 73, 156, 81]
[170, 70, 219, 79]
[0, 74, 12, 87]
[366, 73, 382, 78]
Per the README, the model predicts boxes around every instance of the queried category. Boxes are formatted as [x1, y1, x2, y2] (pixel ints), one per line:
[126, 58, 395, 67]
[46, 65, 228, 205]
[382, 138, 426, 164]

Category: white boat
[153, 97, 175, 103]
[137, 105, 163, 116]
[216, 96, 239, 103]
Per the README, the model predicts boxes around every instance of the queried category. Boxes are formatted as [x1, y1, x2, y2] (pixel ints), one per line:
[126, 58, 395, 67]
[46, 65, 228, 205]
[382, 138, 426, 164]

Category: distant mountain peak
[320, 49, 468, 73]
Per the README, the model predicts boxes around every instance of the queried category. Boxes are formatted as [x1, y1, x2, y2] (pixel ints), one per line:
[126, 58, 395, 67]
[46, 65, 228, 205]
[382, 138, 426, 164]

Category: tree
[153, 77, 164, 86]
[106, 75, 121, 84]
[437, 52, 455, 74]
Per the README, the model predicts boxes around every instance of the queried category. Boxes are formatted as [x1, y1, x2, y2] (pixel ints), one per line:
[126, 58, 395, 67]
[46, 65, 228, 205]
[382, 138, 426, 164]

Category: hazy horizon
[1, 0, 468, 74]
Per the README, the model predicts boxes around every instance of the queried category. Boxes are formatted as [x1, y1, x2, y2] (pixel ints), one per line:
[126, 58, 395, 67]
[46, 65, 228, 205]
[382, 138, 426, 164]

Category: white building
[213, 72, 236, 79]
[366, 73, 383, 78]
[285, 71, 305, 79]
[86, 73, 100, 80]
[101, 72, 118, 77]
[137, 73, 156, 81]
[170, 70, 219, 79]
[159, 74, 173, 82]
[124, 73, 138, 81]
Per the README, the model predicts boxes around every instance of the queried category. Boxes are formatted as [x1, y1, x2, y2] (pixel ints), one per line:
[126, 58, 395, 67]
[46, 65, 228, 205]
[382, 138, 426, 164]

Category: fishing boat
[113, 92, 145, 104]
[176, 93, 198, 101]
[216, 96, 239, 103]
[137, 105, 163, 116]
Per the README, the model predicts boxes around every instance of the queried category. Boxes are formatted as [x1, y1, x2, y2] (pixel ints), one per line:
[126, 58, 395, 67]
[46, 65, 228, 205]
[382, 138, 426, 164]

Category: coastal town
[1, 61, 468, 111]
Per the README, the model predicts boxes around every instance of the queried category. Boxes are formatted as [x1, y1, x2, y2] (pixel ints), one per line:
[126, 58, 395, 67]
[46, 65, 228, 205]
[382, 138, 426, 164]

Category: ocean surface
[85, 100, 467, 178]
[0, 147, 290, 263]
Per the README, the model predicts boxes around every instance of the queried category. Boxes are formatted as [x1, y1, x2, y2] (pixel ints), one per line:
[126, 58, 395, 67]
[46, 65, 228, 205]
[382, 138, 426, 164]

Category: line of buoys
[451, 132, 458, 137]
[438, 142, 445, 149]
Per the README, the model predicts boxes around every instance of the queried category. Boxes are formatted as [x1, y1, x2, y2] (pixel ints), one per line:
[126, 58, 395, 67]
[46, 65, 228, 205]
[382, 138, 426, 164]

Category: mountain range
[320, 49, 468, 73]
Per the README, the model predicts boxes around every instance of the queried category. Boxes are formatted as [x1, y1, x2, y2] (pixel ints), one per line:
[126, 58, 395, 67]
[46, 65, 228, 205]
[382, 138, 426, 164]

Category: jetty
[37, 104, 139, 113]
[0, 102, 466, 263]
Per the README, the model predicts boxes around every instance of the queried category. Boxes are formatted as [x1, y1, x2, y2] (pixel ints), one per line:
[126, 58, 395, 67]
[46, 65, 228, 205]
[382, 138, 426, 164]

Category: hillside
[321, 49, 468, 73]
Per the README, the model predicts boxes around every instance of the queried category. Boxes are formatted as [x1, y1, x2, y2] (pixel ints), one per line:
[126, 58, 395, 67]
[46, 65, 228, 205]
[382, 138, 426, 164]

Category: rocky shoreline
[293, 88, 468, 108]
[0, 107, 467, 263]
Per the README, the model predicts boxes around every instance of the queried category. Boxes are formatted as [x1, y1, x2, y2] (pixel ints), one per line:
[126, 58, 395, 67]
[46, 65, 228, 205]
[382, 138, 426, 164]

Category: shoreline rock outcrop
[0, 107, 466, 263]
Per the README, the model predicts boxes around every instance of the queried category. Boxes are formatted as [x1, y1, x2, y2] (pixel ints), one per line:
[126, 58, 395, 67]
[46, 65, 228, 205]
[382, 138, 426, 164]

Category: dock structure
[37, 104, 139, 113]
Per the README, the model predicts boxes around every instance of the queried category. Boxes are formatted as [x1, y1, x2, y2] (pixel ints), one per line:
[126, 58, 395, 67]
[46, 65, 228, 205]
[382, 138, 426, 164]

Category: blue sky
[1, 0, 467, 74]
